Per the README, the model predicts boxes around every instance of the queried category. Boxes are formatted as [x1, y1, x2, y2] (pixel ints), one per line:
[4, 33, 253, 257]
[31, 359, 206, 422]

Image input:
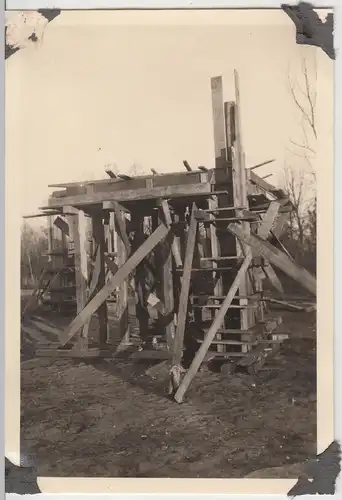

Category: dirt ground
[21, 304, 316, 478]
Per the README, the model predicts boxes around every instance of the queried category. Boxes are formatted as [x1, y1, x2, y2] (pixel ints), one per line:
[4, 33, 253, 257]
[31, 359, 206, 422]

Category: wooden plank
[103, 200, 130, 213]
[228, 223, 316, 295]
[53, 215, 69, 236]
[160, 229, 175, 350]
[92, 214, 108, 346]
[248, 159, 276, 171]
[160, 199, 182, 268]
[66, 209, 90, 348]
[255, 201, 284, 294]
[59, 223, 169, 346]
[66, 209, 88, 313]
[23, 211, 61, 219]
[88, 244, 101, 297]
[36, 347, 114, 358]
[272, 213, 289, 239]
[45, 182, 212, 208]
[46, 215, 53, 263]
[114, 210, 130, 345]
[249, 171, 279, 198]
[211, 76, 226, 166]
[232, 70, 253, 334]
[183, 160, 192, 171]
[174, 253, 253, 403]
[171, 203, 198, 367]
[263, 265, 284, 294]
[258, 201, 280, 239]
[224, 101, 235, 161]
[208, 197, 222, 298]
[105, 169, 117, 178]
[112, 201, 131, 256]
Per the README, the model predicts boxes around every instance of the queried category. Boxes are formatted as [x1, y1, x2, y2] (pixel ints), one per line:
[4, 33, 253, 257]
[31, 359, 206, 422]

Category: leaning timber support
[59, 223, 169, 346]
[228, 223, 316, 295]
[170, 203, 197, 392]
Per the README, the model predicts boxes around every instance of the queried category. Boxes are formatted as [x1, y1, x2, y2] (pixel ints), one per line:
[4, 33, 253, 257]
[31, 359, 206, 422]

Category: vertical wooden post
[211, 76, 226, 167]
[131, 212, 149, 341]
[172, 203, 197, 368]
[66, 207, 89, 348]
[160, 231, 175, 350]
[115, 210, 130, 345]
[207, 196, 224, 352]
[232, 71, 254, 346]
[47, 215, 53, 263]
[92, 213, 108, 347]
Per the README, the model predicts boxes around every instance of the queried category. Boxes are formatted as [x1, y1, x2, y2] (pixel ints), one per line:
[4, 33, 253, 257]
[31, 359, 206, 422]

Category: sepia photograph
[5, 7, 333, 488]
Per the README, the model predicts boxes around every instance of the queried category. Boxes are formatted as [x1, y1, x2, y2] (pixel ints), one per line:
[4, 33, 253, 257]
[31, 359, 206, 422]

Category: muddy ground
[21, 303, 316, 478]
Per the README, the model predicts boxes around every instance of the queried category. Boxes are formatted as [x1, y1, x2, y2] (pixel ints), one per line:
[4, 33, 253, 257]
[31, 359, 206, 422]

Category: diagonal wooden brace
[228, 224, 316, 295]
[59, 223, 169, 346]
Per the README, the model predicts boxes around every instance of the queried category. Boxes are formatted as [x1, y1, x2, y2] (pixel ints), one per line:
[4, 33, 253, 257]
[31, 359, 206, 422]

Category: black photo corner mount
[5, 9, 62, 60]
[287, 440, 341, 497]
[282, 2, 335, 60]
[5, 457, 41, 494]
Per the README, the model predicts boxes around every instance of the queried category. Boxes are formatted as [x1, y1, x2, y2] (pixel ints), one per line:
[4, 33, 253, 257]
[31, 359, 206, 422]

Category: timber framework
[22, 72, 316, 402]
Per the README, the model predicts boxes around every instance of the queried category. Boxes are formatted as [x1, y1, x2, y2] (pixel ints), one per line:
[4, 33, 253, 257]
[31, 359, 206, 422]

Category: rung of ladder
[199, 339, 256, 345]
[200, 256, 241, 261]
[202, 206, 243, 213]
[202, 328, 257, 335]
[175, 267, 234, 272]
[193, 304, 258, 309]
[191, 294, 259, 300]
[206, 351, 244, 358]
[200, 217, 259, 223]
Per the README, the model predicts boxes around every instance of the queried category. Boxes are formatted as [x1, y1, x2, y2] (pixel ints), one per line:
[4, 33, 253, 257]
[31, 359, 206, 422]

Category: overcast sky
[5, 10, 333, 218]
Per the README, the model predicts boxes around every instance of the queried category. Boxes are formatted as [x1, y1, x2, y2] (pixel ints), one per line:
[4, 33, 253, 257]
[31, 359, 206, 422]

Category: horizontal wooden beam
[103, 201, 130, 213]
[23, 211, 60, 219]
[228, 223, 316, 295]
[44, 182, 212, 209]
[248, 159, 275, 171]
[59, 222, 169, 346]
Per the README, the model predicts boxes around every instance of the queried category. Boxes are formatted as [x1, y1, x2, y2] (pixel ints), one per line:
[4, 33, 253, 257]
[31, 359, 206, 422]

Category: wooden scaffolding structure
[22, 72, 316, 402]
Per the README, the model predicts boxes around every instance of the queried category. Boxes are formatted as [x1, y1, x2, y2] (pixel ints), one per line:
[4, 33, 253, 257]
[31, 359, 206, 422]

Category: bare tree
[282, 56, 317, 269]
[287, 56, 317, 178]
[21, 221, 49, 288]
